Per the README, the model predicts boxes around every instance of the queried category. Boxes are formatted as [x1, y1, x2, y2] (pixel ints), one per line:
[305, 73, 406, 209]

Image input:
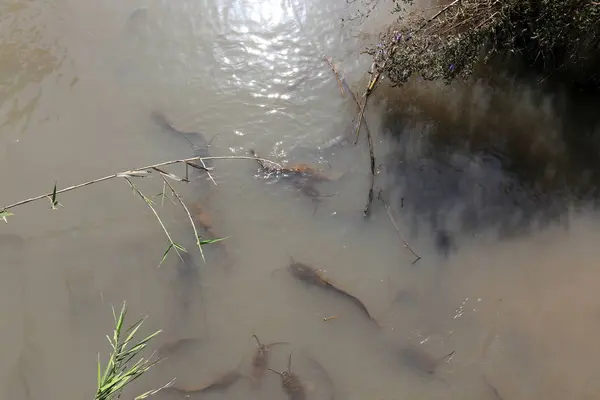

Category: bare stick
[323, 55, 377, 218]
[160, 176, 206, 263]
[1, 155, 281, 212]
[363, 126, 376, 218]
[124, 177, 184, 263]
[414, 0, 460, 34]
[323, 54, 373, 136]
[200, 159, 217, 186]
[324, 56, 345, 96]
[378, 190, 421, 264]
[357, 64, 380, 217]
[354, 62, 382, 144]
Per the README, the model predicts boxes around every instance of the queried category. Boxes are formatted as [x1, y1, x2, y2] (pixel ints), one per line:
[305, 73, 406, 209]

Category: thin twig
[200, 159, 217, 186]
[323, 55, 371, 131]
[354, 88, 369, 144]
[160, 176, 206, 263]
[324, 56, 345, 95]
[124, 177, 184, 263]
[363, 125, 376, 218]
[378, 190, 421, 264]
[354, 62, 380, 144]
[323, 55, 378, 218]
[358, 64, 380, 217]
[0, 155, 281, 211]
[414, 0, 461, 34]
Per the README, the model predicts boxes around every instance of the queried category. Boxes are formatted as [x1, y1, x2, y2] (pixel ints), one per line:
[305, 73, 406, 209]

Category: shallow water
[1, 0, 600, 399]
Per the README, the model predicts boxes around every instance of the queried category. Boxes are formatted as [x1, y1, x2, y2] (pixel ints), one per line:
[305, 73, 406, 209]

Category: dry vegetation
[368, 0, 600, 88]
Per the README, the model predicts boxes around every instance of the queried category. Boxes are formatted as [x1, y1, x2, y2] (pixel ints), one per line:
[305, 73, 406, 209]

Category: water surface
[1, 0, 600, 399]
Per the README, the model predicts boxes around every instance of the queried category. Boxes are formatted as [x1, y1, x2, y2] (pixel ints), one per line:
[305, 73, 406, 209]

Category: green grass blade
[174, 243, 187, 252]
[114, 303, 126, 341]
[97, 353, 101, 388]
[159, 244, 174, 267]
[51, 181, 57, 206]
[0, 210, 13, 223]
[199, 236, 230, 245]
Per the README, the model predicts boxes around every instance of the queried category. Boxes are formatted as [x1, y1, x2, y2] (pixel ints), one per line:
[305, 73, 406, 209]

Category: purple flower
[449, 64, 456, 72]
[394, 32, 402, 42]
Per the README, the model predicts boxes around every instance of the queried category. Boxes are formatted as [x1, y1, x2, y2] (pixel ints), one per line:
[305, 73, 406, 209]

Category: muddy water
[2, 0, 600, 399]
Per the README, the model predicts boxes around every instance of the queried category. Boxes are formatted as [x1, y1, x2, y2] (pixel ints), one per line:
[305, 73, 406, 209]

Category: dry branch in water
[324, 56, 345, 96]
[377, 190, 421, 264]
[323, 55, 378, 218]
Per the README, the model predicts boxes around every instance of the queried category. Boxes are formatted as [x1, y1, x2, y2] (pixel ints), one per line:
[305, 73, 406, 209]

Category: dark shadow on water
[379, 80, 600, 255]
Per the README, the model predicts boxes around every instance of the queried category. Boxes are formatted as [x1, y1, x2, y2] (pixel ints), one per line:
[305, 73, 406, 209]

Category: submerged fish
[249, 335, 290, 388]
[287, 259, 380, 327]
[249, 149, 343, 183]
[151, 111, 212, 165]
[305, 353, 335, 400]
[168, 369, 241, 394]
[157, 337, 203, 357]
[399, 344, 455, 375]
[269, 351, 307, 400]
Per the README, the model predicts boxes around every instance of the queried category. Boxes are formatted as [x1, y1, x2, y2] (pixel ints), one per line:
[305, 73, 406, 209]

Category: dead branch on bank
[324, 55, 378, 218]
[0, 155, 281, 265]
[377, 189, 421, 264]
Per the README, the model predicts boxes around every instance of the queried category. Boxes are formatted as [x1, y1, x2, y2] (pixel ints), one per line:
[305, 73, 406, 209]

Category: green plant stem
[0, 155, 282, 212]
[159, 176, 206, 262]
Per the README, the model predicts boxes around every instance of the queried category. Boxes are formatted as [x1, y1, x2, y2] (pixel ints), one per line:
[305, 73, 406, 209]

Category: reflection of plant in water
[95, 302, 172, 400]
[367, 0, 600, 88]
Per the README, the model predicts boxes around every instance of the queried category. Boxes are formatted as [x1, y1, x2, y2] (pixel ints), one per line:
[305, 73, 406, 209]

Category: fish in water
[168, 370, 241, 395]
[249, 335, 290, 388]
[151, 111, 229, 257]
[249, 149, 339, 215]
[249, 149, 342, 182]
[157, 337, 203, 357]
[151, 111, 212, 167]
[167, 355, 245, 395]
[305, 352, 336, 400]
[399, 344, 455, 375]
[286, 259, 380, 327]
[269, 350, 307, 400]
